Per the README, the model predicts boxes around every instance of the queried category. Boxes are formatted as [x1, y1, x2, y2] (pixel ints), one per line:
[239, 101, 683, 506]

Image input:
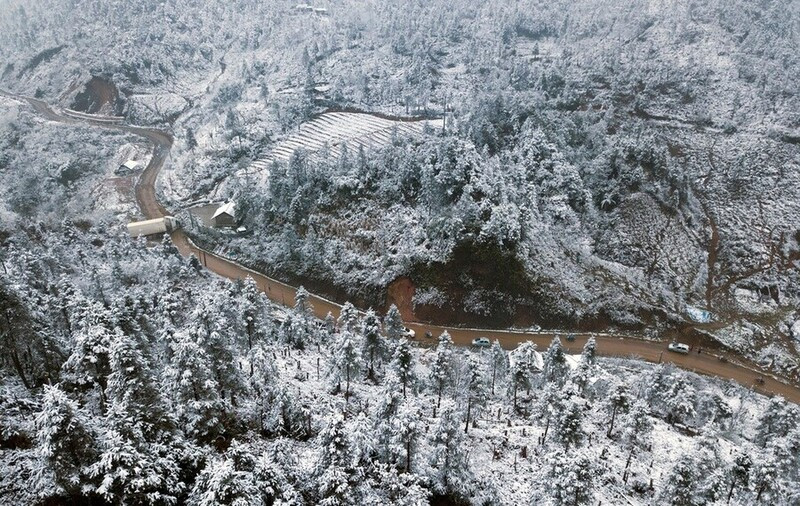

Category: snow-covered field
[241, 112, 444, 183]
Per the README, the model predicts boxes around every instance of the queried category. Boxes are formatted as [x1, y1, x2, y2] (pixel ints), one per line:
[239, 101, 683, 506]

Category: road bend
[3, 88, 798, 404]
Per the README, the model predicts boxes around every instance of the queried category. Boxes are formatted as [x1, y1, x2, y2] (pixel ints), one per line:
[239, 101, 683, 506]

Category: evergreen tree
[246, 343, 277, 433]
[33, 385, 98, 497]
[755, 396, 797, 446]
[726, 453, 751, 504]
[324, 312, 336, 336]
[384, 304, 405, 340]
[509, 341, 537, 410]
[391, 339, 417, 399]
[392, 403, 421, 473]
[238, 276, 268, 350]
[461, 354, 488, 433]
[542, 336, 569, 385]
[621, 399, 653, 450]
[429, 332, 455, 408]
[489, 339, 508, 396]
[553, 393, 585, 448]
[164, 328, 226, 440]
[374, 378, 404, 464]
[265, 384, 310, 438]
[428, 405, 473, 501]
[338, 302, 359, 333]
[329, 331, 362, 399]
[313, 413, 362, 505]
[189, 441, 260, 506]
[294, 286, 313, 320]
[61, 304, 116, 411]
[657, 454, 704, 506]
[581, 335, 597, 365]
[373, 464, 430, 505]
[361, 309, 385, 381]
[541, 449, 596, 506]
[89, 333, 188, 505]
[606, 384, 629, 438]
[665, 376, 696, 426]
[253, 450, 302, 505]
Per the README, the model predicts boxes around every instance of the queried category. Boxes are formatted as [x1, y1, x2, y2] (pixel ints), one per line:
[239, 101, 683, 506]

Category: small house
[117, 160, 140, 175]
[212, 201, 236, 228]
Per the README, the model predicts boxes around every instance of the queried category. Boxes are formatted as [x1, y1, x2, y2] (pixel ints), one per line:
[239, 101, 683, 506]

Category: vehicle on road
[127, 216, 179, 237]
[566, 334, 576, 342]
[401, 327, 415, 339]
[424, 331, 433, 339]
[668, 342, 690, 354]
[472, 337, 491, 348]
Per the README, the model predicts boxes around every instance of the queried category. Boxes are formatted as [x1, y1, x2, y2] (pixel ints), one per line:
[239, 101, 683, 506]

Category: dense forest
[1, 0, 800, 504]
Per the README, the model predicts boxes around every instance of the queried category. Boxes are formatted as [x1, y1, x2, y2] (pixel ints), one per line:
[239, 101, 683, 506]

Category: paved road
[3, 88, 799, 404]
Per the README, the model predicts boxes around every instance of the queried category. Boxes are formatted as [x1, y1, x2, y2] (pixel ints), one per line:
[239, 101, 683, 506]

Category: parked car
[472, 337, 491, 348]
[566, 334, 576, 342]
[668, 342, 690, 354]
[424, 331, 433, 339]
[401, 327, 416, 339]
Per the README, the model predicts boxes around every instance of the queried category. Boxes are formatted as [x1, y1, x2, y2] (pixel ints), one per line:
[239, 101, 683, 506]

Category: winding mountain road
[3, 88, 799, 404]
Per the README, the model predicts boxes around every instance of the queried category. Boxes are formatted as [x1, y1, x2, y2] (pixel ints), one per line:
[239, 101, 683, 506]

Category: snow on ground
[238, 112, 444, 185]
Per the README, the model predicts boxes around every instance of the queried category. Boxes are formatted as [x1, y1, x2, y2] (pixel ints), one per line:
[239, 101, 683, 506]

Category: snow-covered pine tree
[312, 413, 363, 505]
[253, 449, 302, 504]
[392, 402, 422, 473]
[509, 341, 537, 410]
[606, 383, 629, 438]
[237, 276, 269, 350]
[725, 453, 751, 504]
[542, 336, 569, 385]
[294, 285, 313, 319]
[33, 385, 98, 498]
[338, 301, 359, 333]
[665, 376, 697, 426]
[429, 331, 455, 409]
[540, 448, 596, 506]
[189, 440, 260, 506]
[489, 339, 508, 396]
[461, 354, 488, 433]
[621, 398, 653, 451]
[755, 396, 798, 447]
[553, 392, 585, 448]
[384, 304, 405, 340]
[164, 327, 227, 440]
[391, 339, 417, 398]
[361, 308, 385, 381]
[581, 335, 597, 364]
[329, 330, 362, 399]
[90, 331, 188, 505]
[372, 463, 430, 505]
[61, 303, 116, 411]
[428, 404, 474, 501]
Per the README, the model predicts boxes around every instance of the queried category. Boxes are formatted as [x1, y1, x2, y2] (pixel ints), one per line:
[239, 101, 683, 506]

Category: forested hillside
[1, 99, 799, 505]
[1, 1, 800, 503]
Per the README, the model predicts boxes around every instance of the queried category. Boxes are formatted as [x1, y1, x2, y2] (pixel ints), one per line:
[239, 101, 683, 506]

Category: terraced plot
[242, 111, 443, 182]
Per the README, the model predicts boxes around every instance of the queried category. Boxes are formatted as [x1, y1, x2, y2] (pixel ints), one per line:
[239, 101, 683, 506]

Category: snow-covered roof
[212, 201, 235, 219]
[121, 160, 139, 170]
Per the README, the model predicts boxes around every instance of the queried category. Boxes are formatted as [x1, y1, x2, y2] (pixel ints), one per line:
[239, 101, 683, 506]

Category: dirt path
[4, 88, 799, 404]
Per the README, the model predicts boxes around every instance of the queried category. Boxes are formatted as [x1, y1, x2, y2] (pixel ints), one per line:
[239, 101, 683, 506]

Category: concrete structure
[212, 201, 236, 227]
[127, 216, 179, 237]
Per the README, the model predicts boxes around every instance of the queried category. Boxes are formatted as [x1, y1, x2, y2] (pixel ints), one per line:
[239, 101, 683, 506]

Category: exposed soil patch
[386, 276, 416, 322]
[71, 76, 125, 115]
